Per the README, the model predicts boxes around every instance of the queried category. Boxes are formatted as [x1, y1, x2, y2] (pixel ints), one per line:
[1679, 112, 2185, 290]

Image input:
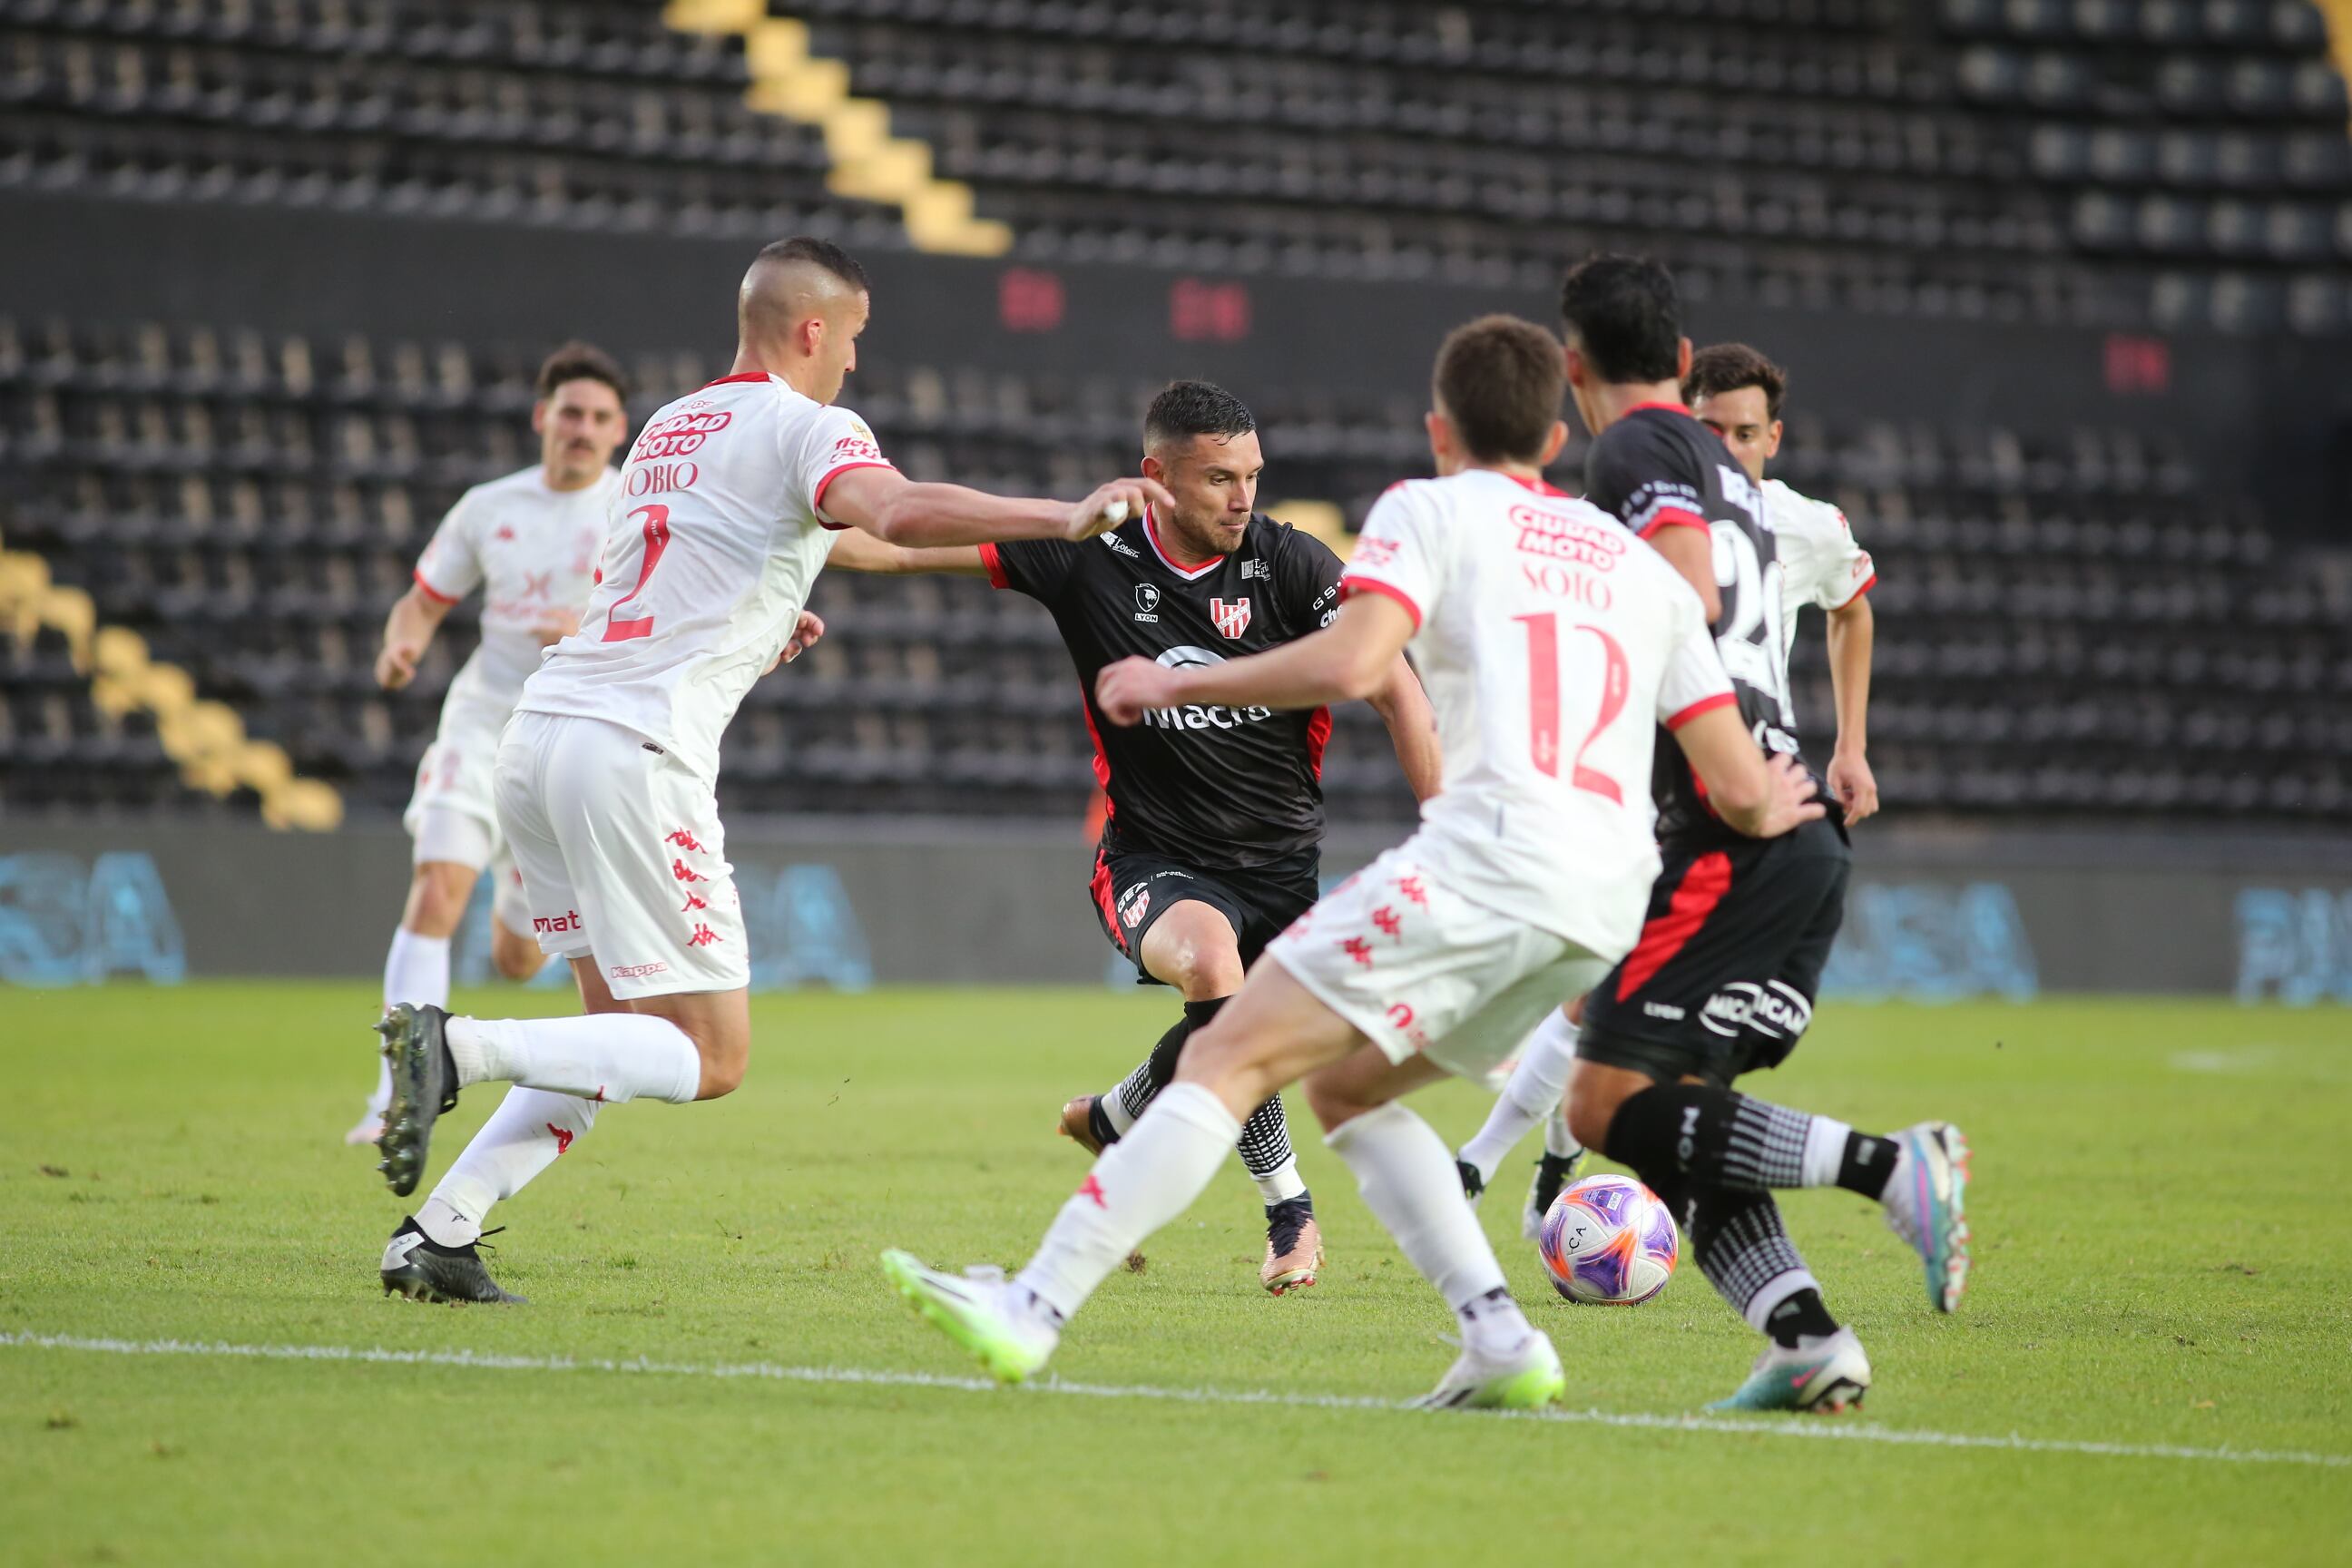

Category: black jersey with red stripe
[1584, 403, 1812, 847]
[981, 508, 1345, 871]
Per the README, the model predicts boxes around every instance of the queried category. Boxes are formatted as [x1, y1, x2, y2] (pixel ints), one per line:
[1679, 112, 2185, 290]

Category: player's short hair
[1685, 342, 1788, 422]
[755, 235, 870, 295]
[1432, 315, 1564, 466]
[534, 340, 630, 404]
[1143, 380, 1256, 450]
[1556, 254, 1683, 386]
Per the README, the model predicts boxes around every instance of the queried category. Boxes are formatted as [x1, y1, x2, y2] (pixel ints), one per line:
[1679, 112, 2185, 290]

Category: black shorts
[1577, 817, 1850, 1085]
[1089, 839, 1320, 985]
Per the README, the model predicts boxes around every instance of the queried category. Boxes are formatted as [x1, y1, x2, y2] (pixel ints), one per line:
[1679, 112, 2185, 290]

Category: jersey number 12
[1515, 612, 1629, 804]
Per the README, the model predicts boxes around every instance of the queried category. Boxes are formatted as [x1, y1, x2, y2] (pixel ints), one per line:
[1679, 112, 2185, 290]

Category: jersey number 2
[1515, 613, 1628, 803]
[603, 505, 671, 642]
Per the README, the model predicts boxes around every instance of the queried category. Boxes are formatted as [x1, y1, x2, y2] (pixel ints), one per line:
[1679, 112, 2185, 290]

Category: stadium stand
[4, 314, 2346, 826]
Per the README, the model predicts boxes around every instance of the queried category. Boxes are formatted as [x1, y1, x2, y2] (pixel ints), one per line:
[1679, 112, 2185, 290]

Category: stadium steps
[0, 525, 341, 828]
[663, 0, 1009, 256]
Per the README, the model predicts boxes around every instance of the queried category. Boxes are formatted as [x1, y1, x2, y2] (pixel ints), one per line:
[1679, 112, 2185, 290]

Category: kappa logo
[1210, 596, 1252, 639]
[546, 1123, 574, 1156]
[495, 524, 517, 543]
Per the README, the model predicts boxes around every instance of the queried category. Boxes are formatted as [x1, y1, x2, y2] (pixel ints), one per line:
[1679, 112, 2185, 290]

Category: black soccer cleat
[374, 1003, 459, 1198]
[381, 1217, 525, 1305]
[1521, 1148, 1589, 1240]
[1455, 1159, 1487, 1204]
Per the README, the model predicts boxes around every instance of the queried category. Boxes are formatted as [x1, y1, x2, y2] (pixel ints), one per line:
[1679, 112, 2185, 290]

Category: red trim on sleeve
[1836, 572, 1877, 606]
[1340, 576, 1422, 632]
[1664, 691, 1738, 730]
[978, 543, 1010, 591]
[1637, 507, 1709, 541]
[811, 461, 895, 530]
[412, 569, 459, 606]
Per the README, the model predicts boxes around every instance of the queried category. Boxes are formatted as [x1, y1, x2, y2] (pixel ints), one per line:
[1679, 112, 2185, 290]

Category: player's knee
[490, 932, 544, 983]
[694, 1054, 747, 1100]
[1567, 1095, 1616, 1154]
[1171, 940, 1244, 1001]
[403, 864, 473, 937]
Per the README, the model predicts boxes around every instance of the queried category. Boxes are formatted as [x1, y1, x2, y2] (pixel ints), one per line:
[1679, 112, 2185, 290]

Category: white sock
[416, 1087, 600, 1247]
[1458, 1011, 1582, 1186]
[1800, 1116, 1857, 1189]
[444, 1014, 701, 1104]
[1326, 1102, 1510, 1312]
[375, 929, 451, 1112]
[1015, 1082, 1240, 1321]
[1100, 1087, 1138, 1137]
[1251, 1157, 1308, 1205]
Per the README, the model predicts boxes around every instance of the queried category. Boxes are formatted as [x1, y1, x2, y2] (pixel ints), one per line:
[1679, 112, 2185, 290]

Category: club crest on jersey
[1135, 583, 1161, 613]
[1118, 885, 1151, 928]
[1210, 597, 1252, 639]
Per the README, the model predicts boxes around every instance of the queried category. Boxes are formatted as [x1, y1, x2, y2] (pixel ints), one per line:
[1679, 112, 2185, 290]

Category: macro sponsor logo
[626, 460, 699, 496]
[1142, 645, 1274, 730]
[1510, 504, 1628, 572]
[632, 409, 732, 461]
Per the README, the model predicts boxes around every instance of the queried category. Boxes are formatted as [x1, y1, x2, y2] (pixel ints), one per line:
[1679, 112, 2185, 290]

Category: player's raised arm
[1096, 592, 1416, 725]
[822, 466, 1171, 550]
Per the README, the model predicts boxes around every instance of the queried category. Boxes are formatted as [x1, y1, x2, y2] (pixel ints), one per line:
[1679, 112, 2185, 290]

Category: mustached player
[831, 380, 1442, 1294]
[882, 315, 1823, 1407]
[349, 342, 630, 1146]
[1547, 253, 1968, 1412]
[368, 237, 1171, 1303]
[1452, 340, 1880, 1230]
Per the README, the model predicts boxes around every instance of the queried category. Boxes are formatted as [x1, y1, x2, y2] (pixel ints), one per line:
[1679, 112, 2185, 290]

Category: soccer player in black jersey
[1544, 254, 1973, 1411]
[829, 380, 1442, 1293]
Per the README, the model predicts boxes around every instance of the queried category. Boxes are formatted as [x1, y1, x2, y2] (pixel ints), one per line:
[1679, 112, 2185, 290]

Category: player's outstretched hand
[764, 611, 827, 674]
[1095, 655, 1180, 726]
[1757, 752, 1827, 838]
[375, 641, 420, 691]
[1827, 748, 1879, 825]
[1063, 477, 1176, 543]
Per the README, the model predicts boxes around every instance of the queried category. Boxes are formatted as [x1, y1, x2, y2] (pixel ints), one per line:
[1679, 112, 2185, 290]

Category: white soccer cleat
[1879, 1122, 1971, 1313]
[1707, 1327, 1872, 1414]
[881, 1250, 1059, 1386]
[1409, 1328, 1565, 1412]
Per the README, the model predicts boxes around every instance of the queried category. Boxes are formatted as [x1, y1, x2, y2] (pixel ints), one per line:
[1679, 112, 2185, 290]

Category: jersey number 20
[1515, 612, 1629, 803]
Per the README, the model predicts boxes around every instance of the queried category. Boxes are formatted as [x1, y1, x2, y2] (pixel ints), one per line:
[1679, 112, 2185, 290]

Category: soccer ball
[1536, 1173, 1680, 1304]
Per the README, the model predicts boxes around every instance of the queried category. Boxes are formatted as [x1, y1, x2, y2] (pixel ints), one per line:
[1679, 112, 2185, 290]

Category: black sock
[1836, 1130, 1898, 1200]
[1763, 1288, 1839, 1348]
[1097, 996, 1230, 1146]
[1603, 1083, 1816, 1191]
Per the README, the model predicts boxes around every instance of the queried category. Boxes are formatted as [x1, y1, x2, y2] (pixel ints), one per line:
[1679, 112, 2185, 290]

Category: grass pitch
[4, 983, 2348, 1565]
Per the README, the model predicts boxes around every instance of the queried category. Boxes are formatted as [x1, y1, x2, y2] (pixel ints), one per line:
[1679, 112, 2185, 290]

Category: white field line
[5, 1330, 2345, 1471]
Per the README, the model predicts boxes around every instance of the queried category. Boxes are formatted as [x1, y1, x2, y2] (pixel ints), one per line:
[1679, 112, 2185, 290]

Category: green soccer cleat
[1409, 1330, 1566, 1412]
[1707, 1328, 1872, 1414]
[881, 1250, 1058, 1386]
[374, 1003, 458, 1199]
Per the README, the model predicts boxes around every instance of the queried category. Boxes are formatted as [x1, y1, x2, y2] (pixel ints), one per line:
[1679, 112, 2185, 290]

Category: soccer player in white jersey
[348, 343, 629, 1146]
[1453, 340, 1882, 1231]
[368, 237, 1171, 1303]
[882, 316, 1823, 1407]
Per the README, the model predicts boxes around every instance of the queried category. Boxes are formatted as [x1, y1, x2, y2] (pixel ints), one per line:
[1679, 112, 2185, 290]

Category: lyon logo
[1210, 597, 1251, 639]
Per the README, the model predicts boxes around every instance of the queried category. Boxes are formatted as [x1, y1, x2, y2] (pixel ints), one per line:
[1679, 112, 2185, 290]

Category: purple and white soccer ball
[1536, 1173, 1680, 1305]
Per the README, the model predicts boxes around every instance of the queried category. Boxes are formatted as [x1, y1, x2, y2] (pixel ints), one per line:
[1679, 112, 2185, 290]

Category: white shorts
[494, 710, 749, 1001]
[1266, 841, 1609, 1089]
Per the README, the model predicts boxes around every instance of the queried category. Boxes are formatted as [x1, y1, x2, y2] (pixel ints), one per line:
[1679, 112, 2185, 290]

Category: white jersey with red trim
[1342, 468, 1735, 958]
[1765, 479, 1876, 657]
[411, 465, 617, 738]
[516, 372, 895, 780]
